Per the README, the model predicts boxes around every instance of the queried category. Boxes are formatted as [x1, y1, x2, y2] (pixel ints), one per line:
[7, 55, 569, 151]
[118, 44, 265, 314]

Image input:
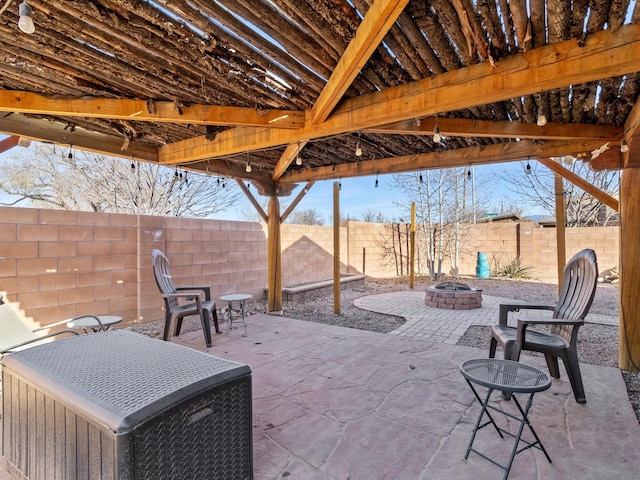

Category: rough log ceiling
[0, 0, 638, 194]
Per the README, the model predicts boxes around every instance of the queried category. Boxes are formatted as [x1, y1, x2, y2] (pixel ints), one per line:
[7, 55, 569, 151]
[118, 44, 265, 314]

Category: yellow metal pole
[410, 202, 416, 289]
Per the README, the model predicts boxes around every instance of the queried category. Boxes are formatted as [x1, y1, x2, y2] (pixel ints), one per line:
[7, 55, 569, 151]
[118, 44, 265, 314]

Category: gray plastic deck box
[1, 330, 252, 479]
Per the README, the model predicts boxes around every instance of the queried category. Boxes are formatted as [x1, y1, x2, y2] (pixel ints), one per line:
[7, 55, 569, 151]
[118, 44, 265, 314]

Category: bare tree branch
[0, 144, 242, 217]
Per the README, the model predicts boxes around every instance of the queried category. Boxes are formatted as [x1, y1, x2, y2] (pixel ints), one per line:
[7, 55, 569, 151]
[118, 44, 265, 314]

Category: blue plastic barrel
[476, 252, 490, 278]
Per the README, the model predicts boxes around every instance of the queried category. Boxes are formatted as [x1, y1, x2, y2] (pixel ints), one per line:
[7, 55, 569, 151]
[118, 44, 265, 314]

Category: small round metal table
[460, 358, 552, 480]
[219, 294, 252, 335]
[66, 314, 123, 333]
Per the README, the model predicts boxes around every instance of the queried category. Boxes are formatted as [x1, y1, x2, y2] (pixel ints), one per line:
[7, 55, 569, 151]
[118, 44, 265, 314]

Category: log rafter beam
[159, 23, 640, 166]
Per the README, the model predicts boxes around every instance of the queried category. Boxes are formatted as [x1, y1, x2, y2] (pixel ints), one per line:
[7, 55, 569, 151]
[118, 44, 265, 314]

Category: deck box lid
[1, 330, 251, 433]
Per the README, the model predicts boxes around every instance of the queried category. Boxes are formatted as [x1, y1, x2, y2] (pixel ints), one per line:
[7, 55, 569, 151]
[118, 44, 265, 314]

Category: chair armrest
[176, 286, 211, 301]
[162, 292, 200, 300]
[1, 330, 80, 354]
[163, 293, 202, 309]
[518, 317, 584, 327]
[513, 317, 583, 360]
[499, 303, 555, 325]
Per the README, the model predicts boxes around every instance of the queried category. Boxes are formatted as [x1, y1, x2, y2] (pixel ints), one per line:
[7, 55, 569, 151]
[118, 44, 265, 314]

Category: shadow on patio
[166, 313, 638, 480]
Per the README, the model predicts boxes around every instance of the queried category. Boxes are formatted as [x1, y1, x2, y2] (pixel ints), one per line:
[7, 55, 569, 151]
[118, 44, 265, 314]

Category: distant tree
[287, 208, 324, 225]
[389, 168, 492, 279]
[238, 195, 269, 222]
[500, 201, 525, 217]
[360, 209, 388, 223]
[500, 160, 619, 226]
[0, 144, 241, 217]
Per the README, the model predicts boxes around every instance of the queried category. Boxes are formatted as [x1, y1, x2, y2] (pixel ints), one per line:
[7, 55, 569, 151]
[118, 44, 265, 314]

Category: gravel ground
[132, 276, 639, 423]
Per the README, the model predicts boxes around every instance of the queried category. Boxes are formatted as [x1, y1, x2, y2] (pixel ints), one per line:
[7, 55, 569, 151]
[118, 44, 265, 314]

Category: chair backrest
[552, 248, 599, 339]
[0, 294, 39, 353]
[151, 249, 178, 310]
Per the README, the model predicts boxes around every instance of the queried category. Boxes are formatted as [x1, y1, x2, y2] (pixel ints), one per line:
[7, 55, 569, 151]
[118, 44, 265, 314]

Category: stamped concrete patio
[170, 307, 637, 480]
[0, 294, 635, 479]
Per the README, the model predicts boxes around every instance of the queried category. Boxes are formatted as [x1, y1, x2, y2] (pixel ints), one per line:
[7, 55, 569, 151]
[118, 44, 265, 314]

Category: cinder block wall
[281, 224, 348, 286]
[0, 207, 268, 329]
[0, 206, 621, 328]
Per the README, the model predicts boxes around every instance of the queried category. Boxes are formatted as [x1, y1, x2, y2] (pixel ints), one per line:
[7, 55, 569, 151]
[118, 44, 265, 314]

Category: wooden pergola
[0, 1, 639, 370]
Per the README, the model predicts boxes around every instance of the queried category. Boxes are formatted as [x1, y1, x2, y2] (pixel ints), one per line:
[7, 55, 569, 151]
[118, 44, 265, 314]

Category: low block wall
[0, 206, 620, 329]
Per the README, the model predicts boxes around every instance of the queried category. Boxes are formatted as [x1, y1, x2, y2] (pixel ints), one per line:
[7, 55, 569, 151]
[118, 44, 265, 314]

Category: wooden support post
[410, 202, 416, 289]
[267, 196, 282, 314]
[333, 181, 341, 314]
[554, 173, 566, 292]
[619, 167, 640, 371]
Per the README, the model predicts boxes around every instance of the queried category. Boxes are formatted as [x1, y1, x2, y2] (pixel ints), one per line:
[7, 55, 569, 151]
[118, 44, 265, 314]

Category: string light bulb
[295, 141, 303, 165]
[245, 161, 252, 173]
[419, 172, 423, 184]
[467, 167, 472, 180]
[433, 125, 441, 143]
[375, 173, 379, 188]
[68, 145, 73, 160]
[525, 161, 532, 174]
[433, 113, 442, 143]
[536, 112, 547, 127]
[621, 139, 629, 153]
[535, 93, 547, 127]
[18, 1, 35, 34]
[355, 133, 362, 157]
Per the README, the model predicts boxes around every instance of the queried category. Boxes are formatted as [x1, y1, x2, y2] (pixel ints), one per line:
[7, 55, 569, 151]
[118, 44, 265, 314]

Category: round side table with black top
[459, 358, 552, 480]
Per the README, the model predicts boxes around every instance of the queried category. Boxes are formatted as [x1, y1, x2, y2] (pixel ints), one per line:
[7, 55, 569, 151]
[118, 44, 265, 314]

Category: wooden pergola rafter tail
[158, 22, 640, 166]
